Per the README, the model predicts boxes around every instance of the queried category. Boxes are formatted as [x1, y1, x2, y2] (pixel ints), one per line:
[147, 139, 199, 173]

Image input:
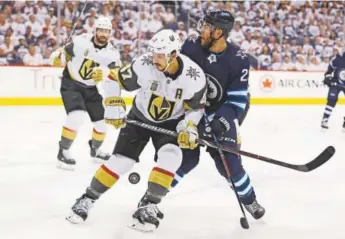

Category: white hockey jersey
[106, 53, 207, 123]
[65, 34, 121, 87]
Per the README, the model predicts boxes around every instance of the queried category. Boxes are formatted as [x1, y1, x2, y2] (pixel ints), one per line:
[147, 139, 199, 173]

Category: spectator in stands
[0, 36, 15, 57]
[138, 12, 149, 33]
[43, 16, 53, 33]
[295, 45, 306, 60]
[23, 43, 43, 66]
[228, 23, 245, 45]
[163, 7, 176, 25]
[100, 4, 111, 19]
[84, 16, 95, 34]
[0, 13, 9, 35]
[47, 7, 57, 25]
[334, 39, 343, 55]
[148, 14, 163, 33]
[321, 56, 330, 70]
[121, 42, 133, 66]
[63, 2, 75, 28]
[112, 30, 123, 49]
[294, 55, 307, 71]
[258, 45, 272, 70]
[176, 21, 187, 40]
[12, 14, 26, 36]
[42, 47, 52, 65]
[270, 53, 282, 70]
[84, 7, 97, 25]
[14, 35, 28, 59]
[25, 14, 41, 37]
[124, 20, 138, 40]
[281, 55, 294, 71]
[38, 27, 51, 42]
[323, 39, 334, 58]
[240, 32, 253, 53]
[306, 48, 315, 64]
[0, 0, 345, 70]
[24, 25, 36, 45]
[306, 56, 322, 71]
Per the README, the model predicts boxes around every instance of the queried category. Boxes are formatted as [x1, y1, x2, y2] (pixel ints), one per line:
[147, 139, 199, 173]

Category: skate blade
[91, 156, 108, 164]
[56, 161, 75, 171]
[128, 219, 157, 232]
[66, 212, 84, 224]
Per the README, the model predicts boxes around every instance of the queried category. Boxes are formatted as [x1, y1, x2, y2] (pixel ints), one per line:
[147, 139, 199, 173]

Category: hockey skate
[129, 198, 164, 232]
[57, 142, 76, 170]
[244, 200, 265, 220]
[88, 140, 110, 163]
[137, 193, 164, 219]
[66, 194, 95, 224]
[321, 119, 329, 131]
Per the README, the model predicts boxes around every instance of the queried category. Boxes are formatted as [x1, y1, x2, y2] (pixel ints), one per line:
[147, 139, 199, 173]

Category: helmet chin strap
[163, 53, 173, 73]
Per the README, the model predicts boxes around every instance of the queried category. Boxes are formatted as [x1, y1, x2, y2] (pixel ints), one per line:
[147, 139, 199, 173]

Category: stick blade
[298, 146, 335, 172]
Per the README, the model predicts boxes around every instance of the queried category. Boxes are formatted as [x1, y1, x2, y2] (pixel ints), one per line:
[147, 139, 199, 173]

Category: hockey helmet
[198, 10, 234, 36]
[94, 17, 112, 32]
[148, 29, 181, 57]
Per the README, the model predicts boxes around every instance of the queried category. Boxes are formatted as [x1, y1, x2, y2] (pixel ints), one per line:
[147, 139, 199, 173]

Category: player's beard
[200, 37, 212, 48]
[95, 35, 108, 45]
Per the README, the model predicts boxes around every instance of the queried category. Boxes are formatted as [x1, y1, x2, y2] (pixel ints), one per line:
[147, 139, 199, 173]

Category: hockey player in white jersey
[66, 29, 207, 231]
[50, 17, 121, 170]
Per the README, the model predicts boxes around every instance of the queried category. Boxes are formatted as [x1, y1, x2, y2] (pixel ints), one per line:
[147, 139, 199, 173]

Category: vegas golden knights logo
[148, 94, 175, 121]
[79, 58, 100, 80]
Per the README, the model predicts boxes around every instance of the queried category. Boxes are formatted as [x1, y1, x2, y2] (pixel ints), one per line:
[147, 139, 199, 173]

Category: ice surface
[0, 106, 344, 239]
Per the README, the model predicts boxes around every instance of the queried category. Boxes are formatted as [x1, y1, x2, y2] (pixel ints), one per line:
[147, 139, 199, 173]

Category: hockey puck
[128, 172, 140, 184]
[240, 217, 249, 229]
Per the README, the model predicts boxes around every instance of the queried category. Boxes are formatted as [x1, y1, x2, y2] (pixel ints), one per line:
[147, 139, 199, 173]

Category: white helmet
[148, 29, 181, 57]
[94, 16, 112, 32]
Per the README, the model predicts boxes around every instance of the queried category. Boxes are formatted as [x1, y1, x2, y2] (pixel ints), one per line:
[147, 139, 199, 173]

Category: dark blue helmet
[203, 10, 234, 36]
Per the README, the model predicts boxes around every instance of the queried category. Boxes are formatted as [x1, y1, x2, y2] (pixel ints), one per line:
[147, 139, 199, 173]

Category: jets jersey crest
[181, 37, 250, 113]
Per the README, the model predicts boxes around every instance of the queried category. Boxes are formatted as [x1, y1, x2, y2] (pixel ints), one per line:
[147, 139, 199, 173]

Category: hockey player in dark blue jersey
[135, 10, 264, 229]
[321, 53, 345, 130]
[169, 10, 265, 220]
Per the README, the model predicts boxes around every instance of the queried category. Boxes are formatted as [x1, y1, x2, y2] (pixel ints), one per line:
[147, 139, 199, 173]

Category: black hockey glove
[210, 116, 231, 138]
[323, 74, 336, 87]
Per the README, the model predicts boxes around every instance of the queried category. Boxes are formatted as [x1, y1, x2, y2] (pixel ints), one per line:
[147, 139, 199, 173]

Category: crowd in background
[0, 0, 343, 71]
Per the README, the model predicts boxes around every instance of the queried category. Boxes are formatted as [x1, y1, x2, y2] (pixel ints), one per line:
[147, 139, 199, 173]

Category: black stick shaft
[202, 115, 249, 226]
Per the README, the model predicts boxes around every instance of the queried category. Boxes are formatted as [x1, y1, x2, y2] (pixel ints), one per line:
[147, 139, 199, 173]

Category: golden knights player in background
[50, 17, 122, 170]
[66, 30, 207, 232]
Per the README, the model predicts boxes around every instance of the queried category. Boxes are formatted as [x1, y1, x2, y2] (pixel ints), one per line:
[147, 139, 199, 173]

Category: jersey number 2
[240, 69, 248, 82]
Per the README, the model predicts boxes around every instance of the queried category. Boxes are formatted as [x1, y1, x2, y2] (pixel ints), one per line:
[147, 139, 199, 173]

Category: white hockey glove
[176, 119, 199, 149]
[50, 47, 66, 66]
[104, 97, 126, 129]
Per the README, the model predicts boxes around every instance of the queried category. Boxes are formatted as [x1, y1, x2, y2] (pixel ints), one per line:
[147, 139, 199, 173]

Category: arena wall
[0, 66, 344, 105]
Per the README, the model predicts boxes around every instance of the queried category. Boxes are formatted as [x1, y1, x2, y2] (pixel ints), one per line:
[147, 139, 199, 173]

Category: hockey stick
[126, 119, 335, 172]
[65, 1, 89, 44]
[202, 115, 249, 229]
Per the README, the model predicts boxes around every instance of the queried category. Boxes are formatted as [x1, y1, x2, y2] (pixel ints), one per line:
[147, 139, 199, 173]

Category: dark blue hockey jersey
[181, 37, 249, 120]
[326, 53, 345, 87]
